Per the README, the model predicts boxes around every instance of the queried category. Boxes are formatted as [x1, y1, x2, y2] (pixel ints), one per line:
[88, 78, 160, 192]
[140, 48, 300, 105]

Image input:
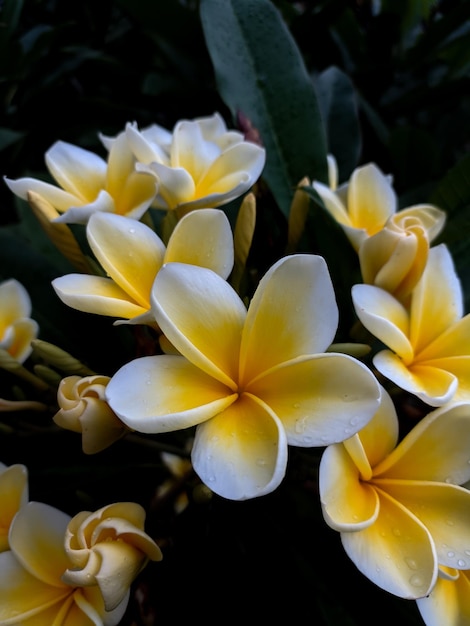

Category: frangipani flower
[0, 279, 39, 363]
[312, 161, 443, 251]
[416, 566, 470, 626]
[0, 463, 28, 552]
[5, 133, 157, 225]
[352, 244, 470, 406]
[119, 112, 266, 215]
[358, 205, 446, 303]
[106, 255, 381, 501]
[51, 208, 234, 324]
[319, 392, 470, 600]
[54, 375, 129, 454]
[62, 503, 162, 612]
[0, 501, 129, 625]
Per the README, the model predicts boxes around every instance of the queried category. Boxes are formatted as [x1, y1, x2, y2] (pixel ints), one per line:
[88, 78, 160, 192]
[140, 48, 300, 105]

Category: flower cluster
[0, 463, 161, 625]
[2, 106, 470, 626]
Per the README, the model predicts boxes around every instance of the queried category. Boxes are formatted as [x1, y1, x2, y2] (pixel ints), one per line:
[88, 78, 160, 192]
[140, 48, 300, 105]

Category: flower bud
[359, 205, 446, 303]
[62, 502, 162, 611]
[54, 375, 129, 453]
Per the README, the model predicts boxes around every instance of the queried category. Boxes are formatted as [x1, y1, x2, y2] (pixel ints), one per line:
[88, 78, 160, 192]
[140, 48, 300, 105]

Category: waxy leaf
[200, 0, 328, 217]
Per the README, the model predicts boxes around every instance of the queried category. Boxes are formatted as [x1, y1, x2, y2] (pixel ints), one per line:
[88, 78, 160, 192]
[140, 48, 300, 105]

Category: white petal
[45, 140, 107, 201]
[9, 501, 71, 586]
[87, 212, 165, 308]
[106, 355, 237, 434]
[151, 263, 246, 387]
[192, 393, 287, 500]
[352, 284, 413, 361]
[164, 208, 234, 279]
[4, 176, 82, 212]
[52, 274, 147, 319]
[240, 254, 338, 385]
[53, 190, 115, 225]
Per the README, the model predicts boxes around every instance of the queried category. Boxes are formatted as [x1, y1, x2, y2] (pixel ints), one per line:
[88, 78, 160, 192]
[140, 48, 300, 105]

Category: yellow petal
[417, 568, 470, 626]
[373, 402, 470, 484]
[348, 163, 396, 235]
[378, 480, 470, 570]
[319, 443, 378, 530]
[73, 586, 129, 626]
[106, 355, 237, 434]
[248, 353, 381, 446]
[45, 140, 106, 203]
[352, 285, 413, 361]
[9, 502, 71, 587]
[417, 315, 470, 362]
[150, 163, 195, 209]
[357, 386, 399, 469]
[410, 244, 463, 354]
[195, 142, 265, 198]
[0, 551, 71, 624]
[394, 204, 446, 243]
[359, 224, 428, 301]
[192, 393, 287, 500]
[341, 488, 437, 598]
[0, 464, 28, 552]
[374, 350, 458, 406]
[2, 318, 39, 363]
[240, 255, 339, 385]
[151, 263, 246, 387]
[52, 275, 147, 320]
[0, 279, 32, 322]
[312, 180, 352, 228]
[87, 212, 165, 308]
[164, 208, 234, 279]
[4, 176, 81, 212]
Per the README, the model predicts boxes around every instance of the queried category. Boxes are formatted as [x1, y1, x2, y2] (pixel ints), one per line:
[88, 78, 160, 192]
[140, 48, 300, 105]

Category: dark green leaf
[200, 0, 328, 218]
[431, 152, 470, 310]
[313, 65, 362, 182]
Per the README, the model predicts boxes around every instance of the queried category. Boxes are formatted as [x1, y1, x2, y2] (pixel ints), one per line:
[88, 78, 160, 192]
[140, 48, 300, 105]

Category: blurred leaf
[0, 127, 24, 151]
[313, 65, 362, 182]
[431, 151, 470, 310]
[0, 0, 24, 36]
[200, 0, 328, 218]
[387, 125, 439, 193]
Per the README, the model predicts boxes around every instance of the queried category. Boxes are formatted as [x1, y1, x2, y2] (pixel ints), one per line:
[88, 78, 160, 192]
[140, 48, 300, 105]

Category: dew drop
[447, 551, 455, 558]
[405, 558, 418, 570]
[392, 527, 401, 537]
[207, 475, 216, 483]
[295, 417, 306, 434]
[458, 559, 466, 567]
[256, 458, 266, 467]
[129, 227, 136, 234]
[409, 574, 424, 588]
[293, 402, 301, 409]
[465, 550, 470, 556]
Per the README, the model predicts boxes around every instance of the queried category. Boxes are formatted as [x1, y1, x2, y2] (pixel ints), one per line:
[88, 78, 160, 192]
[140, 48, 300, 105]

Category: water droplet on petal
[409, 574, 424, 588]
[405, 558, 418, 570]
[458, 559, 466, 567]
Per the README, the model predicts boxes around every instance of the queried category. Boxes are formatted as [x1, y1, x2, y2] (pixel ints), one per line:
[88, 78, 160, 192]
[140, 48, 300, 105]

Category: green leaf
[200, 0, 328, 218]
[431, 152, 470, 310]
[313, 66, 362, 183]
